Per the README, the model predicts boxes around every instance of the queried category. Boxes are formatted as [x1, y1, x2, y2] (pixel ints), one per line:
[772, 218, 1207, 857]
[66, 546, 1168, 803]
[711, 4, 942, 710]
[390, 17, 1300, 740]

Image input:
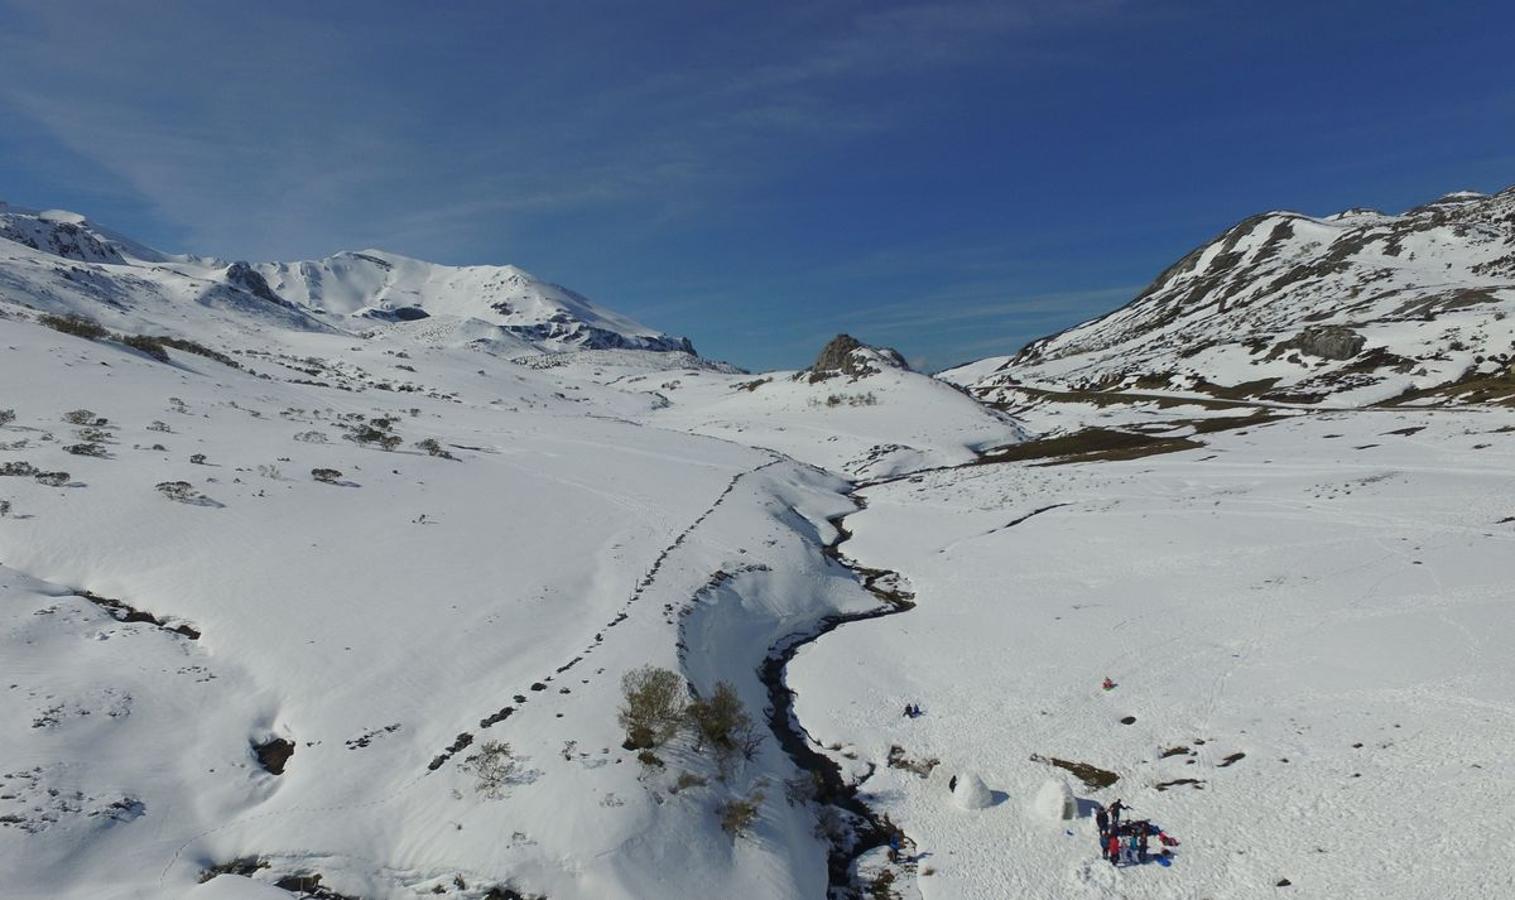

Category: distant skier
[948, 775, 958, 793]
[1102, 676, 1116, 691]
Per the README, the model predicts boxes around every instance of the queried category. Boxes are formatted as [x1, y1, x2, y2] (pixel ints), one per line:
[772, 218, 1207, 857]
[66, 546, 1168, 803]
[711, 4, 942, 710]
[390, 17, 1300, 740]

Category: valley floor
[792, 407, 1515, 898]
[4, 306, 1512, 899]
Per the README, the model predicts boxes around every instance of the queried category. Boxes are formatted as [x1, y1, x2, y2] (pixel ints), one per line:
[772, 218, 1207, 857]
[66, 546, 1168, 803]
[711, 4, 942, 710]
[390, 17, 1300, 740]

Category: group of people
[1095, 799, 1178, 867]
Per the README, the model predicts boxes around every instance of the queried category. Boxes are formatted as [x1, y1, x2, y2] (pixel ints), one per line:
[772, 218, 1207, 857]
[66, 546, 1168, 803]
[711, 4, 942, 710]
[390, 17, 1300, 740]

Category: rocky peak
[805, 334, 909, 383]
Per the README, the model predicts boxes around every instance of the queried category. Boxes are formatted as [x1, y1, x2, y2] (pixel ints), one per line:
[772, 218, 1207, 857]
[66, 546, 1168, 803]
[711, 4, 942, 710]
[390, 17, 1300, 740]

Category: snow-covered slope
[792, 405, 1515, 898]
[955, 187, 1515, 407]
[8, 189, 1512, 900]
[0, 310, 871, 900]
[620, 334, 1024, 478]
[0, 202, 695, 358]
[253, 250, 696, 354]
[0, 203, 1025, 900]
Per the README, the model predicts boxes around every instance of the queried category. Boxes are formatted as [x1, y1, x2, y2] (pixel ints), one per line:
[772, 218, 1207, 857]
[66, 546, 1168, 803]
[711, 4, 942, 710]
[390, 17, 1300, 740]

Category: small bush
[34, 471, 70, 487]
[156, 481, 198, 503]
[147, 420, 171, 433]
[0, 461, 38, 477]
[718, 791, 764, 837]
[0, 409, 14, 427]
[64, 442, 107, 457]
[346, 423, 402, 451]
[311, 468, 343, 484]
[119, 334, 170, 362]
[190, 453, 207, 465]
[154, 336, 240, 369]
[460, 740, 518, 799]
[0, 500, 11, 517]
[636, 749, 664, 768]
[687, 681, 760, 760]
[63, 409, 99, 426]
[619, 665, 687, 750]
[671, 772, 707, 793]
[293, 430, 328, 444]
[39, 314, 109, 341]
[77, 427, 112, 443]
[415, 437, 454, 459]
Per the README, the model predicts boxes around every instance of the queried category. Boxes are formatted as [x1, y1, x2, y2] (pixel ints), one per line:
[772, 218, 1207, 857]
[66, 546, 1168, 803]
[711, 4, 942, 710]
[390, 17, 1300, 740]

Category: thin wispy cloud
[3, 0, 1507, 370]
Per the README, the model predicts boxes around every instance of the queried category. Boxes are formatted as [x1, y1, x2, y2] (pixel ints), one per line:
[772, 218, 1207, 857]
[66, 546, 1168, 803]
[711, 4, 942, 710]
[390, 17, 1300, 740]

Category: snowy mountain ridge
[0, 201, 695, 357]
[952, 186, 1515, 407]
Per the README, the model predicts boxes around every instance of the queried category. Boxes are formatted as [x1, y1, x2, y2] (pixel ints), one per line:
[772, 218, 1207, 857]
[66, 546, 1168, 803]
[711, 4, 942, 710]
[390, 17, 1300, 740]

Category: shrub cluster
[344, 417, 402, 451]
[38, 313, 109, 340]
[35, 314, 241, 369]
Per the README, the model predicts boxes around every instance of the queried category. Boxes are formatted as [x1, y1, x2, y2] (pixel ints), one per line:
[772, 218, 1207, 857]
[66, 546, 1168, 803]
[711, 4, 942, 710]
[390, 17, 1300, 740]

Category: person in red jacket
[1107, 833, 1122, 867]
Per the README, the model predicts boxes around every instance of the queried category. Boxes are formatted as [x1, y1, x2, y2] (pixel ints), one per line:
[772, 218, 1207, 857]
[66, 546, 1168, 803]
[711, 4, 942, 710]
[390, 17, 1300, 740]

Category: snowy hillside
[0, 202, 694, 358]
[624, 334, 1024, 478]
[954, 187, 1515, 407]
[0, 203, 1022, 900]
[5, 192, 1514, 900]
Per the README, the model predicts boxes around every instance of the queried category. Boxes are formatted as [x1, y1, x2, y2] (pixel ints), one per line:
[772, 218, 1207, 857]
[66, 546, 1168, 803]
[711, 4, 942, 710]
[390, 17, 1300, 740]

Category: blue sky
[2, 0, 1512, 371]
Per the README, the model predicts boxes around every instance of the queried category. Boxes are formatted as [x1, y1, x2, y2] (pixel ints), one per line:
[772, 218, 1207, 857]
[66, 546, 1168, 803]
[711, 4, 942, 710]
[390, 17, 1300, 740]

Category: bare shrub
[156, 481, 199, 503]
[120, 334, 170, 362]
[717, 791, 764, 838]
[34, 471, 70, 487]
[311, 468, 343, 484]
[190, 453, 208, 465]
[460, 740, 518, 799]
[0, 461, 38, 477]
[293, 430, 328, 444]
[38, 314, 109, 341]
[618, 665, 687, 750]
[63, 442, 107, 457]
[0, 409, 14, 427]
[670, 772, 707, 794]
[146, 420, 171, 433]
[345, 420, 402, 451]
[415, 437, 455, 459]
[63, 409, 101, 426]
[687, 681, 761, 762]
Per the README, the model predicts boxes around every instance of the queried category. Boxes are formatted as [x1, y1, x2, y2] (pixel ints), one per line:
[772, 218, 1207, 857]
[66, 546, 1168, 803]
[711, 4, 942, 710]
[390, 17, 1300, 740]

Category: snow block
[953, 773, 994, 810]
[1030, 778, 1076, 822]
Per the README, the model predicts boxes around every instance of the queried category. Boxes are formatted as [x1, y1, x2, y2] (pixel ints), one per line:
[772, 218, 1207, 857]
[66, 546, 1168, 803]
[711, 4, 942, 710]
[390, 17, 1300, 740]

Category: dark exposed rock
[226, 262, 288, 307]
[253, 737, 295, 775]
[1289, 325, 1365, 360]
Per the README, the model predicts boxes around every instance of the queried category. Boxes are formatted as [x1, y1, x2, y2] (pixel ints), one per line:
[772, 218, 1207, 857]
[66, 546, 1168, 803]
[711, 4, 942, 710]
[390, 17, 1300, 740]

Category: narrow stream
[759, 488, 919, 896]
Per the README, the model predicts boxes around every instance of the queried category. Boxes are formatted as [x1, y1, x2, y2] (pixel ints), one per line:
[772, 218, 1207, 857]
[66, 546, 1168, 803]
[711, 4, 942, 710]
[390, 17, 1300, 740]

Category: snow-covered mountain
[0, 202, 695, 357]
[6, 190, 1515, 900]
[952, 187, 1515, 407]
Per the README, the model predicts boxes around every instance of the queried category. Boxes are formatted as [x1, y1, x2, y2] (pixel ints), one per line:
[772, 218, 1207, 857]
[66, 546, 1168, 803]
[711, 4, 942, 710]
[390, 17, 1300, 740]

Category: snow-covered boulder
[953, 773, 994, 810]
[1030, 778, 1077, 822]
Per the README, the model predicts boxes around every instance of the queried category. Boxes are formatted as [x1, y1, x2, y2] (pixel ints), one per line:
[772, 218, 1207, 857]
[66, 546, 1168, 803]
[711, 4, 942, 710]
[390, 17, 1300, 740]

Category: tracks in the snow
[425, 458, 783, 772]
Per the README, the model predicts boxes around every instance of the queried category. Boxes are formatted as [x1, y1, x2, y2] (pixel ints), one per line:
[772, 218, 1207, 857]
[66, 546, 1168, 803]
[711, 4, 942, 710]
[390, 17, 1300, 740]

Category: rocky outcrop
[1286, 325, 1366, 360]
[805, 334, 908, 383]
